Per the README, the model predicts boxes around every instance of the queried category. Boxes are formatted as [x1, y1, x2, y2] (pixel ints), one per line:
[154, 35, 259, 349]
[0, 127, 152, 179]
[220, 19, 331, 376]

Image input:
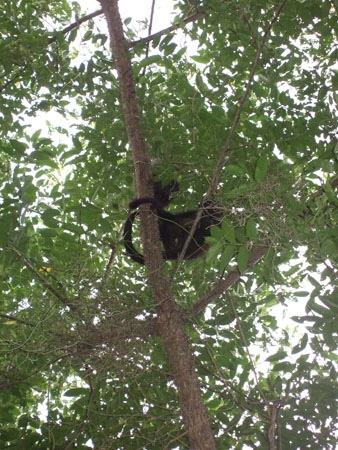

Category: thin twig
[228, 293, 269, 406]
[8, 245, 77, 312]
[0, 313, 35, 327]
[146, 0, 156, 59]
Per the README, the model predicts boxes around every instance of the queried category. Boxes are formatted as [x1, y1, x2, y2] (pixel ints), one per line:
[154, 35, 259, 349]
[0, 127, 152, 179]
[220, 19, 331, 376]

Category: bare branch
[186, 246, 267, 318]
[129, 9, 208, 49]
[48, 9, 104, 44]
[0, 313, 36, 328]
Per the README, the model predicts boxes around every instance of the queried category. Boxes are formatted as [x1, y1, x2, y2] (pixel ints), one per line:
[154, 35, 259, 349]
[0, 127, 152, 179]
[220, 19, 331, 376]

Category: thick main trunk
[98, 1, 216, 448]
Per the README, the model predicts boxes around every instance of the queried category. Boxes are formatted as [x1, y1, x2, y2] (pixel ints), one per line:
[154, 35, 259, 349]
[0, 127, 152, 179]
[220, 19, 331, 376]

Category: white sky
[82, 0, 175, 32]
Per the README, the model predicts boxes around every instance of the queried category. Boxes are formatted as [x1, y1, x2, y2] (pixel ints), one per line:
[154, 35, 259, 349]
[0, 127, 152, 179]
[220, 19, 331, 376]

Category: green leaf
[254, 156, 269, 183]
[236, 246, 249, 274]
[220, 244, 236, 271]
[245, 218, 257, 239]
[64, 388, 90, 397]
[266, 351, 287, 362]
[320, 238, 336, 258]
[225, 164, 245, 176]
[41, 208, 60, 227]
[221, 219, 235, 243]
[30, 150, 58, 168]
[191, 55, 211, 64]
[138, 55, 162, 68]
[9, 140, 27, 158]
[294, 291, 309, 297]
[31, 129, 42, 142]
[210, 225, 223, 240]
[292, 334, 308, 354]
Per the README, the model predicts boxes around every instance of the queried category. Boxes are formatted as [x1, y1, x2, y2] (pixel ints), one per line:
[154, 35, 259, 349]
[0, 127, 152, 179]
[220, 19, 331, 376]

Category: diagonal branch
[173, 0, 288, 273]
[129, 8, 208, 49]
[186, 246, 267, 319]
[47, 9, 104, 44]
[188, 171, 338, 318]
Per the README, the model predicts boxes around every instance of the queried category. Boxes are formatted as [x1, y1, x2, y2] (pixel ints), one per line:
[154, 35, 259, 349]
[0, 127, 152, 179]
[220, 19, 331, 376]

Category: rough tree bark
[98, 0, 217, 448]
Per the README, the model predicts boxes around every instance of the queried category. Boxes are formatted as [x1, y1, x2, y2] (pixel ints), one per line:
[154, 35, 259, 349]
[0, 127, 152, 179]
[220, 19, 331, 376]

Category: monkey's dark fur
[123, 181, 222, 265]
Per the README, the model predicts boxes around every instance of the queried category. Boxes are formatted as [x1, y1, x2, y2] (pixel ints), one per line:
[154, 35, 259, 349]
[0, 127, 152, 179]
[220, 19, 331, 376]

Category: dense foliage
[0, 0, 337, 448]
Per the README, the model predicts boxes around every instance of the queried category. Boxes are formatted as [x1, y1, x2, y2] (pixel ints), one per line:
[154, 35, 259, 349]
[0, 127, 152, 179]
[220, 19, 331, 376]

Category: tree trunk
[98, 1, 217, 448]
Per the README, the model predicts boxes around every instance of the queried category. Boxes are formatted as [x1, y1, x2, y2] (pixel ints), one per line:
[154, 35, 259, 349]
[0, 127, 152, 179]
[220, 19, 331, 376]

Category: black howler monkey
[123, 181, 222, 265]
[153, 179, 179, 208]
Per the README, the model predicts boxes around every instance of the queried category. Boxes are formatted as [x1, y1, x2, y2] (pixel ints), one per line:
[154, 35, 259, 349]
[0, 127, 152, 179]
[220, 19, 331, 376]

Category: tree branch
[98, 1, 217, 447]
[173, 0, 287, 273]
[48, 9, 104, 44]
[186, 246, 267, 318]
[129, 8, 208, 49]
[8, 245, 78, 313]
